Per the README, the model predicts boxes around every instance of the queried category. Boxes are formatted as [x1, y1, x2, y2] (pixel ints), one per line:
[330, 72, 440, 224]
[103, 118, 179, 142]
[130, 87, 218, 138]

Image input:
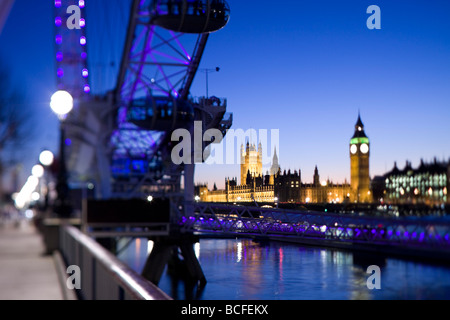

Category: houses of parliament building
[196, 114, 373, 204]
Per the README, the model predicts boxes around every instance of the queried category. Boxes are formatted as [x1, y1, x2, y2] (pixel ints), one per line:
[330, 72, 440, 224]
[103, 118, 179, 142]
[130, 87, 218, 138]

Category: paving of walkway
[0, 218, 64, 300]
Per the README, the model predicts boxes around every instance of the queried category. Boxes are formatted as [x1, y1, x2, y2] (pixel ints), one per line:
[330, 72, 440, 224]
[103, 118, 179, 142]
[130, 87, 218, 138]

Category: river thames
[117, 236, 450, 300]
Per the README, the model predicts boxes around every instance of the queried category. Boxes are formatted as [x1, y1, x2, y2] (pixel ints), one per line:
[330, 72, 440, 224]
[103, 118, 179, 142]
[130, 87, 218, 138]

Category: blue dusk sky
[1, 0, 450, 191]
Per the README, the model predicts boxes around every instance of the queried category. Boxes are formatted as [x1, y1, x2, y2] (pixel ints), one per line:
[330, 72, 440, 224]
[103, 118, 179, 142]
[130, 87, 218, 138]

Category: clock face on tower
[350, 144, 357, 154]
[360, 143, 369, 154]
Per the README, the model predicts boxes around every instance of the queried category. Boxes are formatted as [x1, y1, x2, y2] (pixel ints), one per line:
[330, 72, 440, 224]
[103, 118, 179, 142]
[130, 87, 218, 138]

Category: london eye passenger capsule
[127, 95, 195, 132]
[150, 0, 230, 34]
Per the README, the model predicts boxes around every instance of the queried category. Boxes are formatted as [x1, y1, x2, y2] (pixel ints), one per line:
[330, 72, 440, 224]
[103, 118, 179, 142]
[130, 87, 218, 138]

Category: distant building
[349, 113, 372, 203]
[196, 113, 449, 208]
[197, 133, 351, 204]
[274, 169, 301, 203]
[300, 166, 351, 204]
[381, 159, 449, 206]
[240, 141, 263, 185]
[196, 114, 371, 204]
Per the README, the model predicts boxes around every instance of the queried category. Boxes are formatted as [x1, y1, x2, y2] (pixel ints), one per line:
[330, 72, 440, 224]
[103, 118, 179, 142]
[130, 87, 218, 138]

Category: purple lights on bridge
[177, 204, 450, 256]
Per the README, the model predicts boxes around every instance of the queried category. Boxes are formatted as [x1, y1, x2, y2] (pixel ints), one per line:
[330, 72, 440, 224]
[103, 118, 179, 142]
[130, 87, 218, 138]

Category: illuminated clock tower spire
[349, 113, 372, 203]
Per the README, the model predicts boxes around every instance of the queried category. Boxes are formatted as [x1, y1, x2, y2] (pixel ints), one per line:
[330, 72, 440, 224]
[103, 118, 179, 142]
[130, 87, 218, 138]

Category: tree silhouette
[0, 61, 36, 197]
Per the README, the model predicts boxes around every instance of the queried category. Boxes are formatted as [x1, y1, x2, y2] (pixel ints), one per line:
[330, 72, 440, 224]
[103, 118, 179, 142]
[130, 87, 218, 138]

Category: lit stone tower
[350, 113, 372, 203]
[269, 147, 280, 185]
[240, 141, 263, 185]
[270, 148, 280, 175]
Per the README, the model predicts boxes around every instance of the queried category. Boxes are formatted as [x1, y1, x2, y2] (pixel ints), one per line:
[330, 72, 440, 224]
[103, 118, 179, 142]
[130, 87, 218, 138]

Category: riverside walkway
[0, 218, 64, 300]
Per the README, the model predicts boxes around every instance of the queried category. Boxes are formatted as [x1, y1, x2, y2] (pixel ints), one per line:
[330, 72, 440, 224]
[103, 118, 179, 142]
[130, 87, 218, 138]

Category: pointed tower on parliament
[240, 141, 263, 185]
[349, 113, 372, 203]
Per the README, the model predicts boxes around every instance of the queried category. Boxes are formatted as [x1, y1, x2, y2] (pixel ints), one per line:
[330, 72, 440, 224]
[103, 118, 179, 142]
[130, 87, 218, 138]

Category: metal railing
[59, 225, 172, 300]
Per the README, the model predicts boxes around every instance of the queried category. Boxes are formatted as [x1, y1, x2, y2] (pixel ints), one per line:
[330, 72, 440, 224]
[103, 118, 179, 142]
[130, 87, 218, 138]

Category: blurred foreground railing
[59, 225, 172, 300]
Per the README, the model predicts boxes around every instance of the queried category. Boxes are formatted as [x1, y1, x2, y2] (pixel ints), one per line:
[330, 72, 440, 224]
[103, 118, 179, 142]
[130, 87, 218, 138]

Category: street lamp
[51, 91, 73, 119]
[50, 90, 73, 218]
[201, 67, 220, 99]
[39, 150, 54, 167]
[39, 150, 54, 211]
[31, 164, 44, 178]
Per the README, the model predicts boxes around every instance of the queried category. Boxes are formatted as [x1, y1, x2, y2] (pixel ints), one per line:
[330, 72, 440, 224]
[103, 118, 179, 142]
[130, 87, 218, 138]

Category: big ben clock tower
[350, 113, 372, 203]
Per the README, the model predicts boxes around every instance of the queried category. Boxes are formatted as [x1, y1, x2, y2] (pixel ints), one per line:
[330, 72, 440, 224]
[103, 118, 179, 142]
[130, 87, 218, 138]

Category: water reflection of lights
[144, 239, 200, 260]
[236, 241, 242, 263]
[278, 247, 284, 282]
[320, 249, 327, 265]
[119, 237, 450, 300]
[136, 238, 141, 258]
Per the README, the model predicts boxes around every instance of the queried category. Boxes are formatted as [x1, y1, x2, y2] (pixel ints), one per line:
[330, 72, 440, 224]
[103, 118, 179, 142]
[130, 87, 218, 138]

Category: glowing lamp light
[55, 17, 62, 27]
[50, 90, 73, 117]
[82, 69, 89, 78]
[79, 18, 86, 28]
[25, 209, 35, 219]
[55, 0, 62, 8]
[79, 0, 85, 8]
[147, 195, 153, 202]
[31, 192, 40, 202]
[14, 175, 40, 210]
[27, 175, 39, 187]
[83, 84, 91, 93]
[39, 150, 54, 166]
[32, 165, 44, 178]
[80, 36, 87, 46]
[55, 34, 62, 45]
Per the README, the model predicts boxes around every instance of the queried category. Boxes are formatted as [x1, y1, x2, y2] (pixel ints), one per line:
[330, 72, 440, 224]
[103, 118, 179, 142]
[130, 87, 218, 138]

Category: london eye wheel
[57, 0, 232, 201]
